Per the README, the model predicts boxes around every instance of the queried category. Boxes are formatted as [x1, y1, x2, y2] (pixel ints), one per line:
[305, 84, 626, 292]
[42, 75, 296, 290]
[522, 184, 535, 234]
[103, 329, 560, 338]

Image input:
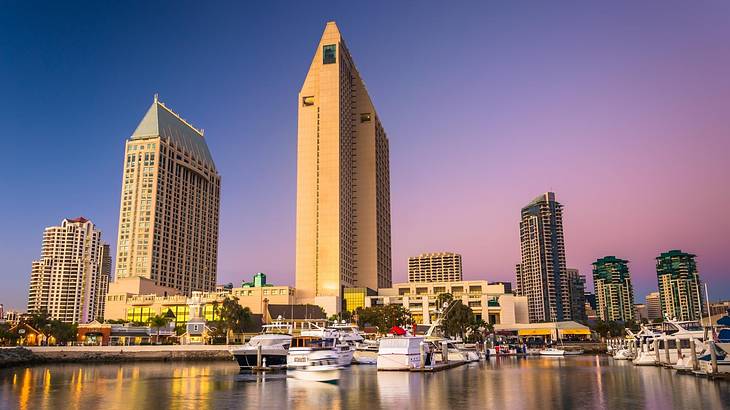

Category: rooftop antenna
[153, 93, 159, 103]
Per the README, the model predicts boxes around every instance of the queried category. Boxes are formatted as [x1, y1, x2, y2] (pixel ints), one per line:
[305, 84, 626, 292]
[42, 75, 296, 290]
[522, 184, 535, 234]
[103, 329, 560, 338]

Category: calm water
[1, 356, 728, 409]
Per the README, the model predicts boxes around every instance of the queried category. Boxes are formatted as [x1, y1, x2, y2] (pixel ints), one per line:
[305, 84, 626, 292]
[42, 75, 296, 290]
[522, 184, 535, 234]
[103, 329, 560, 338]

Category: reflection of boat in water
[230, 320, 292, 370]
[288, 350, 342, 383]
[564, 348, 584, 355]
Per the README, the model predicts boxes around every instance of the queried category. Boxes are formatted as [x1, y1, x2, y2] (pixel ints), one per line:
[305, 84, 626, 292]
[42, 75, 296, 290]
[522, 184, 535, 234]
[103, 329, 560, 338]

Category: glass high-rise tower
[516, 192, 571, 322]
[295, 22, 392, 313]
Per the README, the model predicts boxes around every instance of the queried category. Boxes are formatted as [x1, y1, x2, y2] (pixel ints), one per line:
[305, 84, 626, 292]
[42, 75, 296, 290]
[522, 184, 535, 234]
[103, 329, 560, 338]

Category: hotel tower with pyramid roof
[113, 96, 221, 295]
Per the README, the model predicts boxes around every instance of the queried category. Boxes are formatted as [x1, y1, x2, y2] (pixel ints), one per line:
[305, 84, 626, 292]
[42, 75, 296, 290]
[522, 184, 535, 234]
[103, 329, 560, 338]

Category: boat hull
[377, 353, 421, 370]
[232, 350, 288, 369]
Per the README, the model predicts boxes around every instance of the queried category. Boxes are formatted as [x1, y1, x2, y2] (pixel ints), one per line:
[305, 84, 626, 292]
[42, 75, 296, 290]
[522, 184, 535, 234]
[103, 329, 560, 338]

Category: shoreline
[0, 346, 234, 368]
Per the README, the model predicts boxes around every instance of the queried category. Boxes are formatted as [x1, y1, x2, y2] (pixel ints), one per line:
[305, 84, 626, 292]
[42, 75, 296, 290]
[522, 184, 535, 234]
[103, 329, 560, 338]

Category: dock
[409, 361, 467, 372]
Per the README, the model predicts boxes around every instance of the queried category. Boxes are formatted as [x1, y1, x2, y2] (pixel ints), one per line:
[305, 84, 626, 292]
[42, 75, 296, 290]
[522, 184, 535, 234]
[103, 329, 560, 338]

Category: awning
[559, 329, 591, 335]
[518, 329, 552, 336]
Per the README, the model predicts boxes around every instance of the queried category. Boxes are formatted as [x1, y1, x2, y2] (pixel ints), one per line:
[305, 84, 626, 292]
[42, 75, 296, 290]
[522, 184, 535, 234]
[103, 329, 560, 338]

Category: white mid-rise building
[27, 217, 111, 323]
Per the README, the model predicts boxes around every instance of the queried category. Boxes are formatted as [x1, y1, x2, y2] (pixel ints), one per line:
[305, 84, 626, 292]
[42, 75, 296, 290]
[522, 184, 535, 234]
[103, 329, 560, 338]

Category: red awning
[389, 326, 406, 335]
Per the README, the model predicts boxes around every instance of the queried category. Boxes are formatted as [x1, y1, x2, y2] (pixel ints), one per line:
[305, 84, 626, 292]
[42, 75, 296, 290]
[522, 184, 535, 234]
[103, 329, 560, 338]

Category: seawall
[0, 345, 234, 368]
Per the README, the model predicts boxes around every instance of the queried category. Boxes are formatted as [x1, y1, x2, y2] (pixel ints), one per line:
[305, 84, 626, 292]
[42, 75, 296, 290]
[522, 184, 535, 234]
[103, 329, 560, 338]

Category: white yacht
[377, 336, 424, 370]
[539, 347, 565, 356]
[633, 320, 707, 366]
[288, 323, 354, 368]
[288, 350, 342, 383]
[230, 321, 292, 370]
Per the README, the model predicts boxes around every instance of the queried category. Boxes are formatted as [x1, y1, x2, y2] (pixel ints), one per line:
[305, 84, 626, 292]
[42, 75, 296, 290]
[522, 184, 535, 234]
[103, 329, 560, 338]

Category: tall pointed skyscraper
[113, 96, 220, 295]
[295, 22, 392, 313]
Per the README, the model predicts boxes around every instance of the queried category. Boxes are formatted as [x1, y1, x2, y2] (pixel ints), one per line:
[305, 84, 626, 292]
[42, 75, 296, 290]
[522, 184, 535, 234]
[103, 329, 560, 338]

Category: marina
[1, 355, 728, 409]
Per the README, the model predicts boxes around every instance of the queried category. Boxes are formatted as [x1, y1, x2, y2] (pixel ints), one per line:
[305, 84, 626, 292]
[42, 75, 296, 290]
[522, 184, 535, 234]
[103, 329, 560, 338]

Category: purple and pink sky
[1, 2, 729, 311]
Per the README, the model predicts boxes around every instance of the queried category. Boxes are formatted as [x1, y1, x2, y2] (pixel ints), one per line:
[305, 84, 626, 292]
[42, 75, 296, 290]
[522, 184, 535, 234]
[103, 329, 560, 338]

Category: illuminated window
[360, 113, 371, 123]
[323, 44, 336, 64]
[302, 96, 315, 106]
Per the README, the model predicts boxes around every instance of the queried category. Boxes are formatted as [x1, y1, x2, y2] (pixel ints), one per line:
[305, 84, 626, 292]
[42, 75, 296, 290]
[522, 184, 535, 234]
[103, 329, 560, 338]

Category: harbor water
[1, 355, 728, 409]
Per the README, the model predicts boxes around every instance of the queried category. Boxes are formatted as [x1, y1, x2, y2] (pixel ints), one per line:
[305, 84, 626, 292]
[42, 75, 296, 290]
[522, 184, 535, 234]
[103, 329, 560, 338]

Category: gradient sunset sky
[2, 1, 729, 310]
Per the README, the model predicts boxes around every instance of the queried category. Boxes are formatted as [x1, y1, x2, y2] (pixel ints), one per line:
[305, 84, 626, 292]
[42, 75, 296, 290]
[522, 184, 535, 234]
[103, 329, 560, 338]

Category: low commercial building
[365, 281, 529, 325]
[494, 321, 593, 343]
[104, 274, 295, 328]
[77, 320, 175, 346]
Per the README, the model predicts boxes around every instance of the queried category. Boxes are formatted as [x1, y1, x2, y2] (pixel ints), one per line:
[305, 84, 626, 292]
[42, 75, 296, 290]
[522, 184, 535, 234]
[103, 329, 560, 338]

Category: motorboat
[539, 347, 565, 356]
[377, 336, 424, 370]
[632, 320, 708, 366]
[564, 348, 584, 356]
[416, 321, 480, 363]
[698, 344, 730, 374]
[288, 350, 342, 383]
[288, 323, 354, 368]
[230, 321, 292, 370]
[613, 348, 634, 360]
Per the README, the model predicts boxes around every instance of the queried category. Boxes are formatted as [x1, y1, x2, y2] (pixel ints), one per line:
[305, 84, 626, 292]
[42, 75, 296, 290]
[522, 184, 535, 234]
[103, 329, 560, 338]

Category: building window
[303, 96, 315, 106]
[360, 113, 371, 123]
[323, 44, 336, 64]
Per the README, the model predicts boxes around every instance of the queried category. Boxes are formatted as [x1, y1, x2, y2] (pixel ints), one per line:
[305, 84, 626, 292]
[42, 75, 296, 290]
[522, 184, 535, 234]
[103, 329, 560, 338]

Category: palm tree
[148, 314, 170, 344]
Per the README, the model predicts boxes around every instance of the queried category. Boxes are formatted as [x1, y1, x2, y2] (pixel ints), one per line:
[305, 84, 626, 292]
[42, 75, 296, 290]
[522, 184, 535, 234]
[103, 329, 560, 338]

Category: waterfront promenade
[0, 345, 232, 367]
[1, 355, 727, 409]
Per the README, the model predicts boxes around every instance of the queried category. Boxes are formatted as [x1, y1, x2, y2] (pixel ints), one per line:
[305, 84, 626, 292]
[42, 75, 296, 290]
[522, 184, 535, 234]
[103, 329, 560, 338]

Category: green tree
[442, 300, 474, 340]
[148, 314, 171, 344]
[355, 305, 412, 334]
[48, 320, 77, 345]
[0, 323, 18, 346]
[218, 297, 253, 344]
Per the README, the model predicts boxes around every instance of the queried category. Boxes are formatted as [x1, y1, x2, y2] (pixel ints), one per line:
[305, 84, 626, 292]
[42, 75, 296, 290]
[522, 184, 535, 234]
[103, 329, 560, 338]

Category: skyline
[3, 2, 730, 310]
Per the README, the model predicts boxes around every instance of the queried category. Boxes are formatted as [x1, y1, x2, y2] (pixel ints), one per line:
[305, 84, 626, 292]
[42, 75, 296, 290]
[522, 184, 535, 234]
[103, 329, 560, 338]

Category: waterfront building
[592, 256, 635, 322]
[567, 268, 587, 322]
[408, 252, 463, 283]
[104, 274, 295, 327]
[365, 281, 529, 325]
[113, 96, 221, 295]
[2, 311, 22, 325]
[494, 321, 592, 343]
[295, 21, 392, 314]
[26, 217, 110, 323]
[635, 304, 648, 321]
[645, 291, 662, 320]
[516, 192, 571, 322]
[342, 287, 378, 313]
[656, 250, 704, 321]
[709, 300, 730, 316]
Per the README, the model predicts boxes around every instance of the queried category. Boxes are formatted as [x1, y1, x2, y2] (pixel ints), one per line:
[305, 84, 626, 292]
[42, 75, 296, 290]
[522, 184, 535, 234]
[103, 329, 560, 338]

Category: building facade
[566, 268, 587, 322]
[516, 192, 571, 322]
[656, 250, 704, 321]
[295, 22, 392, 313]
[408, 252, 463, 283]
[113, 96, 221, 295]
[592, 256, 635, 322]
[365, 281, 529, 326]
[104, 275, 295, 327]
[645, 291, 662, 320]
[27, 217, 110, 323]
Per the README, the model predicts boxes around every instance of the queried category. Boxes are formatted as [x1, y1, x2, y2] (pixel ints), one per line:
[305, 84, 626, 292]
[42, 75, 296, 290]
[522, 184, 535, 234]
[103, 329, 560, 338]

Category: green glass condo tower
[656, 250, 704, 321]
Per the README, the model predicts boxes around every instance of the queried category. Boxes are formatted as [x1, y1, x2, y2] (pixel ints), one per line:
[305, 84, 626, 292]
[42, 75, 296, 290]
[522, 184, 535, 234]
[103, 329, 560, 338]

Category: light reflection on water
[0, 356, 728, 409]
